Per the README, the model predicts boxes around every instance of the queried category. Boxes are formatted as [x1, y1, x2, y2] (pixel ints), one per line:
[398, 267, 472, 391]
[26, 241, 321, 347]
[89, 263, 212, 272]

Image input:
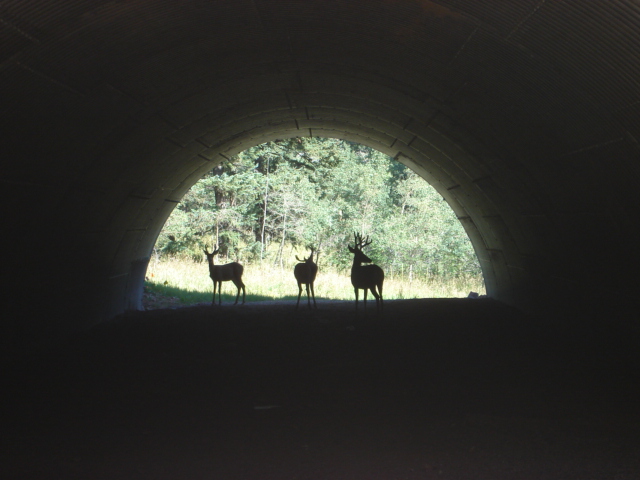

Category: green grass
[144, 282, 289, 305]
[144, 258, 486, 308]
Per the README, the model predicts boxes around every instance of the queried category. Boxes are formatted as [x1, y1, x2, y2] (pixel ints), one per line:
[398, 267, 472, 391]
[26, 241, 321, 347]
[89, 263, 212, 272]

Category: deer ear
[348, 245, 356, 253]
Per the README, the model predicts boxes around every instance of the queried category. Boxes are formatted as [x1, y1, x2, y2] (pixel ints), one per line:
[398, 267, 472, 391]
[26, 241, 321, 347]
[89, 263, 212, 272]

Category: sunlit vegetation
[146, 138, 485, 306]
[145, 259, 485, 308]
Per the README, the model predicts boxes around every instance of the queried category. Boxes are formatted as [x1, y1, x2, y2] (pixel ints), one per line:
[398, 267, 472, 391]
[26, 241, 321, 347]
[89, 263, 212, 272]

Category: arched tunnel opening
[2, 1, 640, 477]
[146, 137, 486, 308]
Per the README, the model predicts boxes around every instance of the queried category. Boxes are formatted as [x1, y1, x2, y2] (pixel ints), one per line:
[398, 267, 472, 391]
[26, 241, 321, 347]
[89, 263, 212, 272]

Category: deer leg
[363, 288, 368, 310]
[217, 281, 223, 305]
[354, 287, 359, 311]
[232, 279, 243, 305]
[296, 282, 303, 309]
[310, 282, 317, 309]
[370, 287, 380, 312]
[305, 284, 313, 309]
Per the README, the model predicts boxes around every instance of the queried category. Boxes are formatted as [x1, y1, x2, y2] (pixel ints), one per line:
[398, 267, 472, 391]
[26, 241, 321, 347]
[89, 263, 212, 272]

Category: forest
[155, 137, 481, 281]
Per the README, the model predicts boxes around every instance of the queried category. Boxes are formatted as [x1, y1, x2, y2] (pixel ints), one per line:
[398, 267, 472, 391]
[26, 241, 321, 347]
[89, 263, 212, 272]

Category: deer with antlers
[294, 248, 318, 309]
[203, 246, 246, 306]
[348, 232, 384, 312]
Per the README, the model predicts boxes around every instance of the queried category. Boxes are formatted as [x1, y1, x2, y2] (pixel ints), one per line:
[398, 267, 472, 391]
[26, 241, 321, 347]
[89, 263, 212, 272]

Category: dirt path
[2, 299, 639, 479]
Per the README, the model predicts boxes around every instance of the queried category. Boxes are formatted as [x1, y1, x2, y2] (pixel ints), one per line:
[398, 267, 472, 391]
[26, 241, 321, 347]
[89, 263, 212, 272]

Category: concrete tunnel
[3, 0, 640, 353]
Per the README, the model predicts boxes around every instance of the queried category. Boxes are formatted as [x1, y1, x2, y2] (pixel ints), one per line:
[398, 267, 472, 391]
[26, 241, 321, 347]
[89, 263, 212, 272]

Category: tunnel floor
[2, 298, 639, 479]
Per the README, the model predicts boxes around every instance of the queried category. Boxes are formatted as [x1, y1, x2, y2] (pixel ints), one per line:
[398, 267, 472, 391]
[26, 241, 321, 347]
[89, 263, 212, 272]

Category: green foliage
[156, 137, 482, 280]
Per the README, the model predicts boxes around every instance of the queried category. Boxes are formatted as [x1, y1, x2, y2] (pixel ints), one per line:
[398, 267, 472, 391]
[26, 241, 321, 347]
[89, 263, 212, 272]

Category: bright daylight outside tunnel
[145, 137, 485, 309]
[2, 1, 640, 479]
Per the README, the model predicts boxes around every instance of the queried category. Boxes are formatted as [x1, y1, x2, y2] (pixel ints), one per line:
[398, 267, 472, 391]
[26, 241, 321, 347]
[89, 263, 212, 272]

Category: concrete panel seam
[449, 26, 478, 67]
[506, 264, 527, 271]
[506, 0, 548, 41]
[108, 272, 129, 280]
[195, 138, 211, 148]
[0, 16, 39, 43]
[14, 61, 84, 96]
[558, 137, 625, 158]
[472, 175, 493, 184]
[166, 136, 186, 148]
[285, 90, 293, 110]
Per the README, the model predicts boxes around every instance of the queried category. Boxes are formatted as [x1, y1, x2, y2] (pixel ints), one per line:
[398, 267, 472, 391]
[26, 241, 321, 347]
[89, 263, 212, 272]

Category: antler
[353, 232, 372, 249]
[296, 246, 317, 263]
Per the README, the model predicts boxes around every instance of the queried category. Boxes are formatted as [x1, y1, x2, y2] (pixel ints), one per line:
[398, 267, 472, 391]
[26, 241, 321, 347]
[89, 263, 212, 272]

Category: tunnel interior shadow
[2, 298, 639, 479]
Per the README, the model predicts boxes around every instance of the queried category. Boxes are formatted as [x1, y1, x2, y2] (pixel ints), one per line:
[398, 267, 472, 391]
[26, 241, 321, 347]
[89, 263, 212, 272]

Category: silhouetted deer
[294, 248, 318, 309]
[204, 247, 246, 306]
[348, 232, 384, 312]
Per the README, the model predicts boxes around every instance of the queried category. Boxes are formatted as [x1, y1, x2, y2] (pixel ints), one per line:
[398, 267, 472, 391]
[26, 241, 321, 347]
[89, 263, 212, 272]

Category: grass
[144, 258, 486, 308]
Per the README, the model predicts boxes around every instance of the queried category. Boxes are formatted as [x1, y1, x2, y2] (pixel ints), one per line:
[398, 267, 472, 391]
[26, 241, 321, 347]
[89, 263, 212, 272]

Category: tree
[155, 137, 481, 280]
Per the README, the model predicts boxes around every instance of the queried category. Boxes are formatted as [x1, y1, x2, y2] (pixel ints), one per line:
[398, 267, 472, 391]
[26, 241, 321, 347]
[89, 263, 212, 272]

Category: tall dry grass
[145, 258, 486, 305]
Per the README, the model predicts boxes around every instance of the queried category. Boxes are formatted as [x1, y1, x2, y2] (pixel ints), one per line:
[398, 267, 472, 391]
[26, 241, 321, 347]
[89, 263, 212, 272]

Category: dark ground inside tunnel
[2, 298, 639, 479]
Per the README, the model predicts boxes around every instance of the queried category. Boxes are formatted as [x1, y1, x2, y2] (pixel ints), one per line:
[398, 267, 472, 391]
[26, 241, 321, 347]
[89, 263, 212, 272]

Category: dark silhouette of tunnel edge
[3, 1, 640, 355]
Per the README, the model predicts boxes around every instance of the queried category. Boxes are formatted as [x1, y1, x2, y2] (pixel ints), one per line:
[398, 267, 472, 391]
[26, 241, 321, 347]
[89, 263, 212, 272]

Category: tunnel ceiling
[3, 0, 640, 337]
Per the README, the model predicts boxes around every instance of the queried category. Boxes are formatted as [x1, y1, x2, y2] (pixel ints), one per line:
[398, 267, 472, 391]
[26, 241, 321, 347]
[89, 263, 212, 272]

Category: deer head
[348, 232, 372, 263]
[203, 246, 220, 259]
[296, 247, 315, 263]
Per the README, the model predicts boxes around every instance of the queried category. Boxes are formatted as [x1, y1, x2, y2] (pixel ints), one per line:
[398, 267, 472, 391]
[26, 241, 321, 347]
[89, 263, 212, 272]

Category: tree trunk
[276, 209, 287, 269]
[260, 158, 270, 263]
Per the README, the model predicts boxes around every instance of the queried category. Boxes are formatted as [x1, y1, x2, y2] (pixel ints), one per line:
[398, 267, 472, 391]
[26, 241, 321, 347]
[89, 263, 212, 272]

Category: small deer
[348, 232, 384, 312]
[294, 248, 318, 309]
[204, 246, 246, 306]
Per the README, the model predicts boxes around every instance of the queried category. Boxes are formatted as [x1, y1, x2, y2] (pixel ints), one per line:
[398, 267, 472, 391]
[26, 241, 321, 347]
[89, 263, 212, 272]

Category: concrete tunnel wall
[2, 0, 640, 351]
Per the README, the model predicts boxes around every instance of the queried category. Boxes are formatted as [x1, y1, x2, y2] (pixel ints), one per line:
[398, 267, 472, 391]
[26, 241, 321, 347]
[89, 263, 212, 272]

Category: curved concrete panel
[2, 1, 640, 350]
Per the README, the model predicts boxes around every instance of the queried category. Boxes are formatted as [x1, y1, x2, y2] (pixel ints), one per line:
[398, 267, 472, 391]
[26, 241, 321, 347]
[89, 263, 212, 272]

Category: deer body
[294, 249, 318, 309]
[204, 247, 245, 306]
[348, 233, 384, 312]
